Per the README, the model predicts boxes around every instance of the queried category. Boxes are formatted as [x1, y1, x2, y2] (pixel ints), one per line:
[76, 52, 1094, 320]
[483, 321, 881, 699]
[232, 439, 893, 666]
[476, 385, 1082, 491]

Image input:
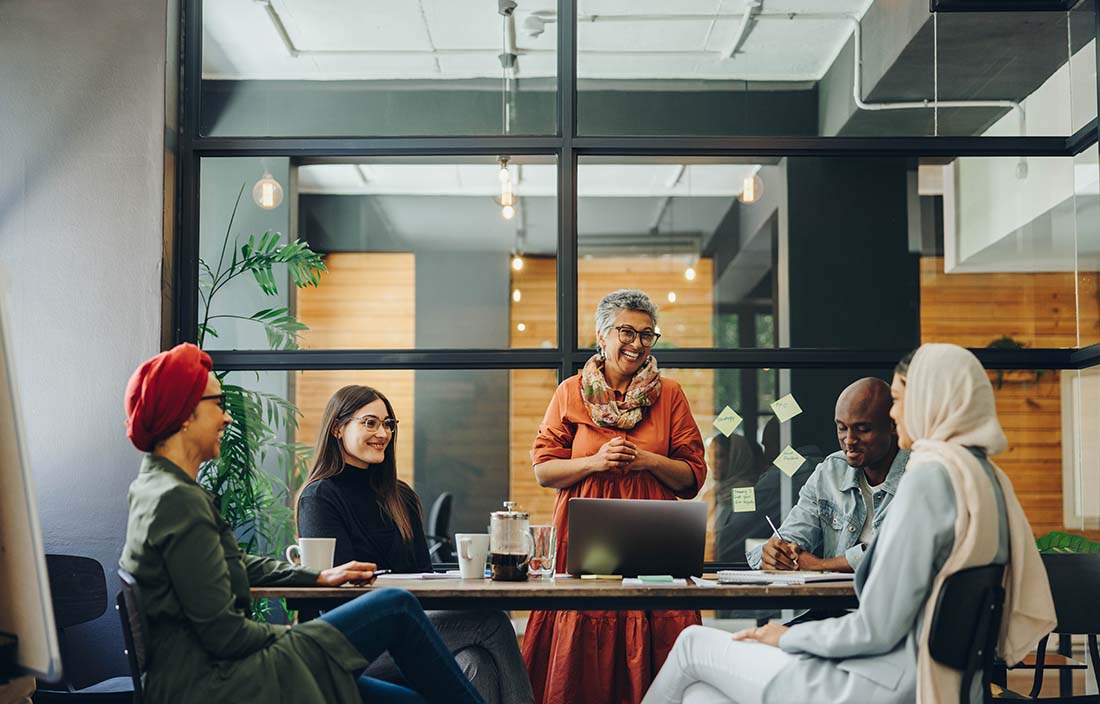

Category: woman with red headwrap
[119, 343, 484, 704]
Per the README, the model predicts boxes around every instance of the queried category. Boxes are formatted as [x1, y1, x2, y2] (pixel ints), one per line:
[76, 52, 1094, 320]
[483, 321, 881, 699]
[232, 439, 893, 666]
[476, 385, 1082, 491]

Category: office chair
[928, 563, 1005, 704]
[1014, 553, 1100, 701]
[33, 555, 134, 703]
[426, 492, 455, 564]
[116, 570, 146, 704]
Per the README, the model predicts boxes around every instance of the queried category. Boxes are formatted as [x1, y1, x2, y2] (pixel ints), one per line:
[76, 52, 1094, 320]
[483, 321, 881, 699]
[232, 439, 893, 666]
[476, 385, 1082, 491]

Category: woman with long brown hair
[296, 385, 534, 704]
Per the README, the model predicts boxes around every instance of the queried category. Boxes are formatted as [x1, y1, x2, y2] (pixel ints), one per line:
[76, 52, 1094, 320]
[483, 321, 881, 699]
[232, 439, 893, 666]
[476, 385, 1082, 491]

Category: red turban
[124, 343, 213, 452]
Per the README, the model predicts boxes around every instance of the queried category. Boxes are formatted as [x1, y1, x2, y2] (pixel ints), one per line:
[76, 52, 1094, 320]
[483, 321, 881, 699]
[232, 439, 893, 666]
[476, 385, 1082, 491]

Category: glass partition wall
[181, 1, 1100, 599]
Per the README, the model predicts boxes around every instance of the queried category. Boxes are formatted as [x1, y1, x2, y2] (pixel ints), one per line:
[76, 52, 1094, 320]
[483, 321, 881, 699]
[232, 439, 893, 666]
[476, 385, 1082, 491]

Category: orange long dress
[521, 374, 707, 704]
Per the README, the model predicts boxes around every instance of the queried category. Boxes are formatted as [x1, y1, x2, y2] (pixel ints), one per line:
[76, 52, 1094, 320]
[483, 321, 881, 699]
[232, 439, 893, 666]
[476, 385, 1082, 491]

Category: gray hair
[594, 289, 658, 351]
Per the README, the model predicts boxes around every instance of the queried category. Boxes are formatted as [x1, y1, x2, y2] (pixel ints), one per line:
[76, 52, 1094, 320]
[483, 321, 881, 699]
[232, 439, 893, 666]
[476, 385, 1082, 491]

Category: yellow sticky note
[773, 445, 805, 477]
[770, 394, 803, 423]
[731, 487, 756, 513]
[712, 406, 743, 437]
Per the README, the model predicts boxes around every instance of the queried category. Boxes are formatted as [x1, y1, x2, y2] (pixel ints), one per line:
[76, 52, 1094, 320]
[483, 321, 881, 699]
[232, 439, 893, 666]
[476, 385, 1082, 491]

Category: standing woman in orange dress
[521, 289, 707, 704]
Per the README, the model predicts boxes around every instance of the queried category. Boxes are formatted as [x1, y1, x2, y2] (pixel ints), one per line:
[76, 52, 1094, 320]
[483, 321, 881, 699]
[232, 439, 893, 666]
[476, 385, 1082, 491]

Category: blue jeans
[319, 588, 484, 704]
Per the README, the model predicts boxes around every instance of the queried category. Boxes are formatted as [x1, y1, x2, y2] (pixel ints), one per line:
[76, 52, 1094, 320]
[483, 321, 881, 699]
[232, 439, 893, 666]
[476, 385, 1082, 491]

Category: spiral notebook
[715, 570, 854, 585]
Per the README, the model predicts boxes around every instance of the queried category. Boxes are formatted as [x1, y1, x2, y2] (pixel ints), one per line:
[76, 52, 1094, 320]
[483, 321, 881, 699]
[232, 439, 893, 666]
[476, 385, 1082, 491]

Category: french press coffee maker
[489, 501, 534, 581]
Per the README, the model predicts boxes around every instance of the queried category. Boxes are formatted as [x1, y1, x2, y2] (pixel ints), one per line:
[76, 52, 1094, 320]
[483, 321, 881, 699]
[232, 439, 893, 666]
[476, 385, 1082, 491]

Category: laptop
[566, 498, 707, 577]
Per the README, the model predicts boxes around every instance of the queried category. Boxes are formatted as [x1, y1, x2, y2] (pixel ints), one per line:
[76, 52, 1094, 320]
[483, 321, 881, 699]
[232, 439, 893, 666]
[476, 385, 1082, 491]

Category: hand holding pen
[761, 515, 801, 571]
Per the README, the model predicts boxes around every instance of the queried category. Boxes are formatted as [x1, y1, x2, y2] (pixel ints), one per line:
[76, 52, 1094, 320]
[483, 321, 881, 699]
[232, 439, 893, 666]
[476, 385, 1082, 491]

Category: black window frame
[176, 0, 1100, 378]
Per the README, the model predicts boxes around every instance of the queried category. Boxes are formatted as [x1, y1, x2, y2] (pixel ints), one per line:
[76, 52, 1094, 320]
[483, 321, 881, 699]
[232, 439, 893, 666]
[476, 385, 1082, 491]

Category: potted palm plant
[196, 184, 327, 618]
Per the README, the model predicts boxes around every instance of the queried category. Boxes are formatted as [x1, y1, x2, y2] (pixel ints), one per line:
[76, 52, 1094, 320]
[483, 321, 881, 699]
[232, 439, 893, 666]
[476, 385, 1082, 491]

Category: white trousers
[642, 625, 793, 704]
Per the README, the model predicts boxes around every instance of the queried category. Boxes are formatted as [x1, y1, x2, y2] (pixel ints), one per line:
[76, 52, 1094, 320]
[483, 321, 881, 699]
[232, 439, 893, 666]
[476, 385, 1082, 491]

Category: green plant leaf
[1035, 530, 1100, 554]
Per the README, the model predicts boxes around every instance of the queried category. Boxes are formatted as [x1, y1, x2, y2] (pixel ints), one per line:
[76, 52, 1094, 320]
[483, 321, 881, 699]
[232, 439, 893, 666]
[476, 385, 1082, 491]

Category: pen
[372, 569, 392, 576]
[764, 514, 787, 542]
[765, 515, 799, 568]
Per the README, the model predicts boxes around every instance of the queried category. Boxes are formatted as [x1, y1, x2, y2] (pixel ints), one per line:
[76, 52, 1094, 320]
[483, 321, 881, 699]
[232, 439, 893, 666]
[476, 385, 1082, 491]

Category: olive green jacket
[119, 455, 367, 704]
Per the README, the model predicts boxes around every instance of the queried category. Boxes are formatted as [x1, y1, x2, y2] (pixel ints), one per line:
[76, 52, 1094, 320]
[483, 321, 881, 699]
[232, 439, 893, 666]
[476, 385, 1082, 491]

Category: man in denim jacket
[746, 378, 908, 572]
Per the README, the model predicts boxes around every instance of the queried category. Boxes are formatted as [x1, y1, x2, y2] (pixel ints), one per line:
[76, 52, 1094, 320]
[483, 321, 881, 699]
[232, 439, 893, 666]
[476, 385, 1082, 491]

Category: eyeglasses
[613, 326, 660, 347]
[349, 415, 399, 434]
[200, 393, 227, 410]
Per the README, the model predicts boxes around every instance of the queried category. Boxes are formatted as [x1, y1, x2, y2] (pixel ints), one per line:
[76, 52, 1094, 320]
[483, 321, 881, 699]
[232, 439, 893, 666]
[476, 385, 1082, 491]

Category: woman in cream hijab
[643, 343, 1055, 704]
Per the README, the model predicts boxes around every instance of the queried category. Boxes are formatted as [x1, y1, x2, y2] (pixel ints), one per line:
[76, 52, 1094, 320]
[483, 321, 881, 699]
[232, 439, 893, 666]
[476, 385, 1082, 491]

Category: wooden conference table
[253, 575, 857, 616]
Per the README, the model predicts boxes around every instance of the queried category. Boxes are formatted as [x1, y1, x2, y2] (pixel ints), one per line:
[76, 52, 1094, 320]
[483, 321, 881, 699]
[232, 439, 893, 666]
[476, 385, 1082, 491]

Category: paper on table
[690, 576, 721, 588]
[376, 572, 462, 580]
[770, 394, 803, 423]
[716, 570, 854, 585]
[772, 445, 805, 477]
[712, 406, 743, 437]
[622, 578, 688, 587]
[731, 487, 756, 512]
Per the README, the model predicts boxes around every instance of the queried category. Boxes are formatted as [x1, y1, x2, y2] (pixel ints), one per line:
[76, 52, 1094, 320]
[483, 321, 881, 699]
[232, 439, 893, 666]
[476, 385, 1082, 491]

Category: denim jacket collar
[838, 447, 910, 495]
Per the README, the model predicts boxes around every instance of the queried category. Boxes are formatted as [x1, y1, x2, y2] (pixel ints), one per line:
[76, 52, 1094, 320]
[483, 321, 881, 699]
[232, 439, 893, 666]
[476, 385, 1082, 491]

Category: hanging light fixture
[667, 291, 677, 303]
[684, 266, 697, 281]
[511, 254, 524, 271]
[498, 156, 516, 220]
[252, 171, 284, 210]
[739, 173, 764, 205]
[512, 288, 522, 302]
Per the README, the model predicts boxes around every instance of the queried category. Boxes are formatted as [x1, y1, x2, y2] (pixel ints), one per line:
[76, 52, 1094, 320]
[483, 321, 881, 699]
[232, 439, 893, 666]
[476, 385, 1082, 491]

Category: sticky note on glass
[770, 394, 803, 423]
[712, 406, 743, 437]
[773, 445, 805, 477]
[731, 487, 756, 513]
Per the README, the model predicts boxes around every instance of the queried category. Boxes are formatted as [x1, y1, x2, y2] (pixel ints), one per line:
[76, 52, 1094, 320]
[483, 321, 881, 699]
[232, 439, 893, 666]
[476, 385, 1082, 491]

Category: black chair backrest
[929, 563, 1006, 702]
[1041, 553, 1100, 634]
[428, 492, 454, 562]
[44, 554, 107, 629]
[117, 569, 148, 704]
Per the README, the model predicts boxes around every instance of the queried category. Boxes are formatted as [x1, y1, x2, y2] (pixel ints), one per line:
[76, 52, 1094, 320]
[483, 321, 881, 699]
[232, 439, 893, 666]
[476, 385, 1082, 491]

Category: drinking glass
[528, 524, 557, 578]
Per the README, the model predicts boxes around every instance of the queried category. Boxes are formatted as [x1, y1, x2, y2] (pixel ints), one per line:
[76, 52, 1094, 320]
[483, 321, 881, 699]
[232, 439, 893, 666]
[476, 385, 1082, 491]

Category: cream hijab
[905, 344, 1056, 702]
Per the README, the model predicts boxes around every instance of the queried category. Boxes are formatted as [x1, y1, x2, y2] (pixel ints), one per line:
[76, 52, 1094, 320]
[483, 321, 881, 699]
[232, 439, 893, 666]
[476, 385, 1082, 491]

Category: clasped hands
[590, 436, 651, 472]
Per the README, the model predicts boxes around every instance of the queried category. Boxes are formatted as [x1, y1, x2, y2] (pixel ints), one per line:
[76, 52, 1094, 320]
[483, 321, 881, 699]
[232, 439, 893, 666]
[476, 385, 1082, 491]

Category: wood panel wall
[295, 253, 416, 487]
[920, 256, 1100, 536]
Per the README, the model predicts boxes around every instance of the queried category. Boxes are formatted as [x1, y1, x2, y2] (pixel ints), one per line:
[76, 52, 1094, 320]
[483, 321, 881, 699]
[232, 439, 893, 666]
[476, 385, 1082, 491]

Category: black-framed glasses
[349, 415, 399, 434]
[200, 393, 227, 410]
[614, 326, 660, 347]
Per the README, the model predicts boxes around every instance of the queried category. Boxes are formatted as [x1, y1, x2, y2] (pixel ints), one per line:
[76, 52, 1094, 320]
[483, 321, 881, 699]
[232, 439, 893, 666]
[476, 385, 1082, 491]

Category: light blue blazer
[764, 451, 1009, 704]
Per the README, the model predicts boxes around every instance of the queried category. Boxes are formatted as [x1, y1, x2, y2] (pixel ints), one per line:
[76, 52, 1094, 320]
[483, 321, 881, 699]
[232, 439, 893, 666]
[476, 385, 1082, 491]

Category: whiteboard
[0, 287, 62, 681]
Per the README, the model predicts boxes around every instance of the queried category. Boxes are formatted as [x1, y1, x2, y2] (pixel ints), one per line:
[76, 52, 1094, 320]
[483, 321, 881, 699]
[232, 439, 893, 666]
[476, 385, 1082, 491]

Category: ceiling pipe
[722, 0, 762, 59]
[255, 0, 299, 58]
[840, 14, 1028, 177]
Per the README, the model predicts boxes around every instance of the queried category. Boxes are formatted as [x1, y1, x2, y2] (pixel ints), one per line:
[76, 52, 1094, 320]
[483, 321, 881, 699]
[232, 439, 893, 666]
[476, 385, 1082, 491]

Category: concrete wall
[0, 0, 170, 686]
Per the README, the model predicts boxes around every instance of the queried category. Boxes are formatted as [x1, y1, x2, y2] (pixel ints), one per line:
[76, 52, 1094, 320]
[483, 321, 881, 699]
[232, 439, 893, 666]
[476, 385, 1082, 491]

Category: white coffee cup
[285, 538, 336, 571]
[456, 533, 490, 579]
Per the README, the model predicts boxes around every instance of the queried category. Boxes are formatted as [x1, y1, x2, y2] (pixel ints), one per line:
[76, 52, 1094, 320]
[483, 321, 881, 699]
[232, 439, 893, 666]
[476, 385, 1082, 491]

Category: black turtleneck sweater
[297, 465, 433, 572]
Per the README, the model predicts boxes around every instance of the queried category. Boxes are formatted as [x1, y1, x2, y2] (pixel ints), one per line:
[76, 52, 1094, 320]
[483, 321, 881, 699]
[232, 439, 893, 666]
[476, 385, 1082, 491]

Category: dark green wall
[785, 157, 919, 453]
[202, 80, 817, 137]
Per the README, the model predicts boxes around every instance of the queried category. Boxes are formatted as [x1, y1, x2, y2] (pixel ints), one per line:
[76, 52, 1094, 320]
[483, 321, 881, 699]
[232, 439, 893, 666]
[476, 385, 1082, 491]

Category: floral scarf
[580, 353, 662, 429]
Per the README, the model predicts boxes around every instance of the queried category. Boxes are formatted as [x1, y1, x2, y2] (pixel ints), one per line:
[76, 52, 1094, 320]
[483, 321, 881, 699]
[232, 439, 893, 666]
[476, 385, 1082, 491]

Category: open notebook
[715, 570, 854, 585]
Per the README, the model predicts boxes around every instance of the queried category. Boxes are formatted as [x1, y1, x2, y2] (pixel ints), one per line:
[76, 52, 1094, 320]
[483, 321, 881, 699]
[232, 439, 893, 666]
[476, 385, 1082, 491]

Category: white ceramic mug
[455, 533, 491, 579]
[285, 537, 336, 571]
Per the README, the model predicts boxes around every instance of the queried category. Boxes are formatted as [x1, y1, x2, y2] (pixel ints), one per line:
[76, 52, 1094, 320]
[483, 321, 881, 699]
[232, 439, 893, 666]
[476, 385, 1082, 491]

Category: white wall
[948, 40, 1098, 272]
[0, 0, 170, 685]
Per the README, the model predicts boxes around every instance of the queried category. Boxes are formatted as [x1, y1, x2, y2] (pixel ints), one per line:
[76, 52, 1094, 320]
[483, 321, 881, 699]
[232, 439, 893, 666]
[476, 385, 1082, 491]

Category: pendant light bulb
[498, 157, 511, 183]
[502, 204, 516, 220]
[512, 255, 524, 271]
[667, 291, 677, 303]
[253, 172, 284, 210]
[513, 288, 522, 302]
[739, 173, 764, 205]
[684, 266, 697, 281]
